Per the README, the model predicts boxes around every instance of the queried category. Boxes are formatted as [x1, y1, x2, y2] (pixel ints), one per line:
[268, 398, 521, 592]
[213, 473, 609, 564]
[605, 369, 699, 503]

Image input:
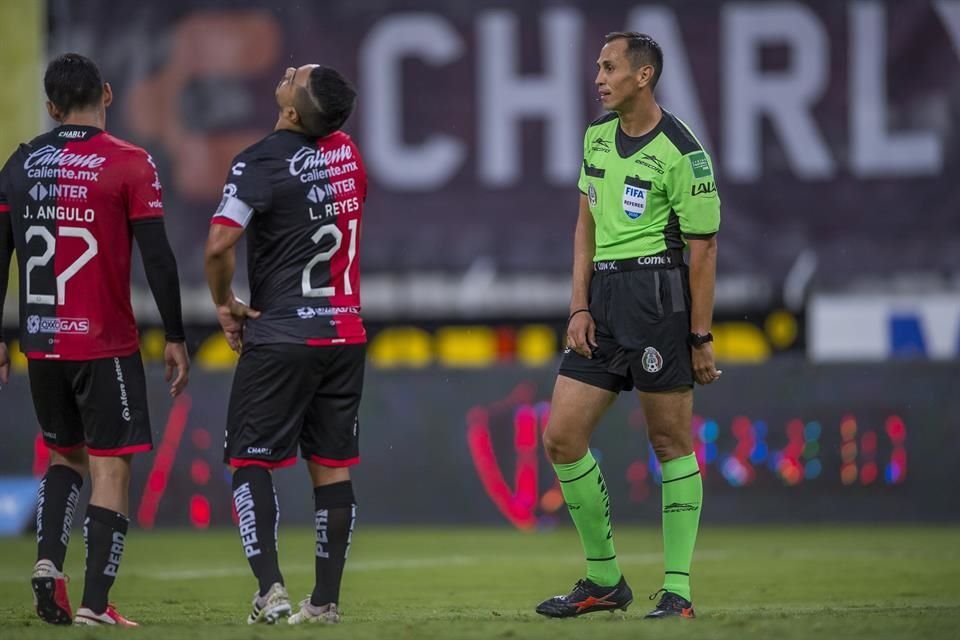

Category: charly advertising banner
[1, 360, 958, 531]
[40, 0, 959, 298]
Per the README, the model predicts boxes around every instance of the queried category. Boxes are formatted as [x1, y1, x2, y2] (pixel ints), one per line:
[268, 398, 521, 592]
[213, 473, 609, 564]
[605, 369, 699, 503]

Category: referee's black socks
[311, 481, 356, 606]
[36, 465, 83, 571]
[81, 505, 128, 614]
[232, 466, 284, 596]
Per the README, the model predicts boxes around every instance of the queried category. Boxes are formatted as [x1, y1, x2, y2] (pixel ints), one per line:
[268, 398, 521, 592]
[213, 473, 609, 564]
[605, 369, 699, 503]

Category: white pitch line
[0, 550, 733, 583]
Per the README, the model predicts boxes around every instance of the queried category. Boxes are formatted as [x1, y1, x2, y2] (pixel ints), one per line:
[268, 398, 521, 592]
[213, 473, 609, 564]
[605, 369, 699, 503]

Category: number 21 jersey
[213, 129, 368, 347]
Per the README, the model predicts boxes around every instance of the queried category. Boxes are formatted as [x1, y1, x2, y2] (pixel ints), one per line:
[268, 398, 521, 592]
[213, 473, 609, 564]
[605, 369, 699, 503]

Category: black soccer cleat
[535, 576, 633, 618]
[644, 589, 695, 619]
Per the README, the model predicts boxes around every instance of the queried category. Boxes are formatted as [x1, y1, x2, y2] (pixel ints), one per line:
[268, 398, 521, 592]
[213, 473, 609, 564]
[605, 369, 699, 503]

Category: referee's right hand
[566, 312, 597, 359]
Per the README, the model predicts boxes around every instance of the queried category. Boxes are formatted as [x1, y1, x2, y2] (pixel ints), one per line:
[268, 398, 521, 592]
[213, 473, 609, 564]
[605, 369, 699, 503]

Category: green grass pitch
[1, 525, 958, 639]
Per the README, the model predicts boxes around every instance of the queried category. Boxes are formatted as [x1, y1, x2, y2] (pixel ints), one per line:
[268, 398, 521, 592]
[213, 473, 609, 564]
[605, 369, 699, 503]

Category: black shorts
[559, 265, 693, 393]
[27, 351, 153, 457]
[224, 343, 366, 469]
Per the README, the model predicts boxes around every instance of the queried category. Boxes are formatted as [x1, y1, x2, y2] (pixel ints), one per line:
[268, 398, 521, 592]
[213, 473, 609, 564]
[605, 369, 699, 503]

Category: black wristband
[568, 308, 590, 321]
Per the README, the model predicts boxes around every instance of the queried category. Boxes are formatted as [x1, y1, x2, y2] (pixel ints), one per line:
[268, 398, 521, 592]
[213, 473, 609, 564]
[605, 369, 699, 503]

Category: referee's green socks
[660, 452, 702, 602]
[554, 451, 621, 587]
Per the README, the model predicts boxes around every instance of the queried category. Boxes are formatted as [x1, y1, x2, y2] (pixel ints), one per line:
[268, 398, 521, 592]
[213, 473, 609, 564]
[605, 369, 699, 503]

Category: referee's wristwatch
[687, 332, 714, 348]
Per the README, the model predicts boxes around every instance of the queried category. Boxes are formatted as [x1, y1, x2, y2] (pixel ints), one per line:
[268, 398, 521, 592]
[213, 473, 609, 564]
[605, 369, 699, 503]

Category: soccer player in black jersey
[205, 64, 367, 625]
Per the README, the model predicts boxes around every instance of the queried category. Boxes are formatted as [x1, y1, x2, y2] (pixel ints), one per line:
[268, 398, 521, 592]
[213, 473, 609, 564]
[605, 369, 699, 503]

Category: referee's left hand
[691, 342, 722, 385]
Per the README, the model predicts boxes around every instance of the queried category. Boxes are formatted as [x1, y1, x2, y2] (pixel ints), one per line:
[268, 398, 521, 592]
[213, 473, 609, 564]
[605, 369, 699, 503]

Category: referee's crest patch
[587, 182, 598, 208]
[642, 346, 664, 373]
[622, 183, 647, 220]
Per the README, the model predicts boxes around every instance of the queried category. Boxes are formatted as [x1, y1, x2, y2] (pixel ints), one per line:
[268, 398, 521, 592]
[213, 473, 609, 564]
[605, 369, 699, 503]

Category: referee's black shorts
[559, 260, 693, 393]
[224, 343, 365, 469]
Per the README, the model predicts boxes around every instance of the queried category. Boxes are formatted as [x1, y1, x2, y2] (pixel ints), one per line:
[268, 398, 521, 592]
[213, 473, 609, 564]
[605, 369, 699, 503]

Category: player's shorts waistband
[593, 250, 685, 274]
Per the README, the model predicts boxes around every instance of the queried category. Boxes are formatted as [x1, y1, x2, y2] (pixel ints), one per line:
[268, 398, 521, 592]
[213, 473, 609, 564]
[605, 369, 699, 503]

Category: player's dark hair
[293, 66, 357, 138]
[44, 53, 104, 116]
[605, 32, 663, 90]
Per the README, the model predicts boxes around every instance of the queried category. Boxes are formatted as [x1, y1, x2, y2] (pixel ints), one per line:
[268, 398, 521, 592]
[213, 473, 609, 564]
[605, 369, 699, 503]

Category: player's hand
[216, 296, 261, 353]
[0, 342, 10, 387]
[164, 341, 190, 397]
[566, 310, 597, 359]
[692, 342, 722, 385]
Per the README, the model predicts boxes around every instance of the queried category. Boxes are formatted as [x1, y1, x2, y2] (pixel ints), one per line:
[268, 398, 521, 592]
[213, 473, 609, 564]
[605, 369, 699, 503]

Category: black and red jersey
[0, 125, 164, 360]
[212, 129, 368, 347]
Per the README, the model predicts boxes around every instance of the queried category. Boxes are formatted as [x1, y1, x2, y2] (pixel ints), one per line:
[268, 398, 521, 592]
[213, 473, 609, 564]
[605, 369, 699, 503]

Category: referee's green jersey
[577, 110, 720, 261]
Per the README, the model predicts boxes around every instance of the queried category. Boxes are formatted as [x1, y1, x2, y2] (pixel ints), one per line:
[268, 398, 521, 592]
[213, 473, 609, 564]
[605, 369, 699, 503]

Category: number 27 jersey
[213, 129, 368, 347]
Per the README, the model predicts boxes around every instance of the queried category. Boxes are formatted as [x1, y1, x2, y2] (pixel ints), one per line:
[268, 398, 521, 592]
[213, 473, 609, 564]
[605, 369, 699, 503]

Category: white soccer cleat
[31, 559, 73, 625]
[74, 604, 138, 626]
[247, 582, 292, 624]
[288, 599, 341, 625]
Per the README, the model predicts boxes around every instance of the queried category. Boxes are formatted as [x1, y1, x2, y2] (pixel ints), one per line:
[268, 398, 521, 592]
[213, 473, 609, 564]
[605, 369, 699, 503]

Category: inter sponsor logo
[307, 184, 326, 204]
[233, 482, 262, 558]
[29, 183, 88, 202]
[691, 181, 716, 196]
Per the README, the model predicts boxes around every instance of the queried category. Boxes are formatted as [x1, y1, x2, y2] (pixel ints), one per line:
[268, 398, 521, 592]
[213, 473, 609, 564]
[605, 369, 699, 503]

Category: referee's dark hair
[44, 53, 104, 116]
[293, 66, 358, 138]
[605, 32, 663, 90]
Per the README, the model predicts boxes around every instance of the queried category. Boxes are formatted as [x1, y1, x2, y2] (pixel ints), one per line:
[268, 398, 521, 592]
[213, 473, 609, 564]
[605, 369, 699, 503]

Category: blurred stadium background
[0, 0, 958, 634]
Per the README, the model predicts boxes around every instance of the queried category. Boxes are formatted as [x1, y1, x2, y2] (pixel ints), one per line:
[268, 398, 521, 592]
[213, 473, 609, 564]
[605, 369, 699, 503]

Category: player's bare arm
[687, 235, 721, 385]
[204, 223, 260, 352]
[567, 194, 597, 359]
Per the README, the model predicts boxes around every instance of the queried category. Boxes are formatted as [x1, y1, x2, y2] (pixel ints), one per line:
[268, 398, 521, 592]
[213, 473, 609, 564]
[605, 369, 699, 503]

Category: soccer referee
[535, 32, 720, 620]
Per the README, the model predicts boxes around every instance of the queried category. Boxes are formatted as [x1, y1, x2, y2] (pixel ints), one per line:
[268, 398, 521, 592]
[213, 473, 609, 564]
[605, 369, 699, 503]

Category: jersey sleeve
[664, 149, 720, 238]
[212, 152, 272, 228]
[125, 150, 165, 221]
